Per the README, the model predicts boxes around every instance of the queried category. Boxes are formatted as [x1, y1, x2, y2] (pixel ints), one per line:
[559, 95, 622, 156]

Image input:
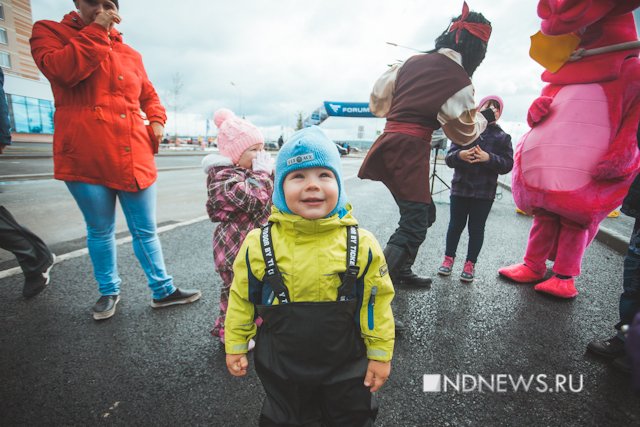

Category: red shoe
[534, 276, 578, 299]
[498, 263, 545, 283]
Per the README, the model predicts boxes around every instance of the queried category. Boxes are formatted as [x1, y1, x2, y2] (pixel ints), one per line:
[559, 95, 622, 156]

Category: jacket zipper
[367, 286, 377, 330]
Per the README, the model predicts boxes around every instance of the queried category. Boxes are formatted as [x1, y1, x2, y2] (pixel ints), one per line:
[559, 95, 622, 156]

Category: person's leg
[320, 377, 378, 427]
[533, 216, 587, 298]
[255, 360, 321, 426]
[618, 218, 640, 330]
[465, 198, 494, 263]
[212, 269, 233, 340]
[549, 216, 590, 277]
[387, 197, 430, 256]
[385, 197, 431, 287]
[523, 212, 560, 275]
[0, 206, 53, 276]
[445, 196, 470, 259]
[0, 206, 55, 297]
[65, 182, 120, 296]
[499, 211, 558, 282]
[117, 184, 176, 300]
[588, 219, 640, 359]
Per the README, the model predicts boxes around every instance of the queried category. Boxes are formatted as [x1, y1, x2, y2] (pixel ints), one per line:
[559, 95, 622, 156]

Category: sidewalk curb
[497, 180, 628, 255]
[0, 166, 202, 182]
[0, 151, 214, 160]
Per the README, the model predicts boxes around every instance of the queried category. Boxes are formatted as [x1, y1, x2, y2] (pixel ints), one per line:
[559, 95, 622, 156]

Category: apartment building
[1, 0, 54, 142]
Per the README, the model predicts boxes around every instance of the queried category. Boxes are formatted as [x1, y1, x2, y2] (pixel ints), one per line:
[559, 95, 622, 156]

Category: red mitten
[527, 96, 554, 127]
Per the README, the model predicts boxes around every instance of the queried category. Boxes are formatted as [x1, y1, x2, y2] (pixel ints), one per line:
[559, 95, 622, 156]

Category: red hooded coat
[30, 12, 166, 191]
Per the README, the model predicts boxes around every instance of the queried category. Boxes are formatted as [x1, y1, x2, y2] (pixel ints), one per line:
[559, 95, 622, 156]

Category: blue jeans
[66, 182, 176, 299]
[617, 218, 640, 336]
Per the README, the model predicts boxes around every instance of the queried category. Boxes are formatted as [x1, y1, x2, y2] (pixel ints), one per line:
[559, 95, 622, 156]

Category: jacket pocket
[367, 286, 377, 330]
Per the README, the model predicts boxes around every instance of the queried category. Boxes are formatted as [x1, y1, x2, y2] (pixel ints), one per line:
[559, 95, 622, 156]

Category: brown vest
[359, 52, 471, 203]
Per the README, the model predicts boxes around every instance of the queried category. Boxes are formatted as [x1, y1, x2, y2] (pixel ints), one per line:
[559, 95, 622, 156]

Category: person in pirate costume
[225, 126, 395, 427]
[359, 2, 493, 324]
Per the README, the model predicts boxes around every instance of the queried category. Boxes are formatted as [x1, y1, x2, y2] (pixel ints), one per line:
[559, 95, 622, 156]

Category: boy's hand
[226, 354, 249, 376]
[364, 360, 391, 392]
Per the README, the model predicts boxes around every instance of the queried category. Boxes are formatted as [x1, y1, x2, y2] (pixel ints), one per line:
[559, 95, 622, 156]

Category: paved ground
[1, 162, 639, 426]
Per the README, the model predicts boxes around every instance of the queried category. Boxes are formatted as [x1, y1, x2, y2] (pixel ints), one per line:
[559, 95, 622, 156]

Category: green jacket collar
[268, 204, 358, 235]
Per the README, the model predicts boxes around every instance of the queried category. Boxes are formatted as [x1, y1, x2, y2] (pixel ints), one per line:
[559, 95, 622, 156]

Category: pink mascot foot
[534, 276, 578, 299]
[498, 263, 545, 283]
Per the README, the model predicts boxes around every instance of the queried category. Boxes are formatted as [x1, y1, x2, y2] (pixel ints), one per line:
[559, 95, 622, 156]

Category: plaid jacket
[205, 155, 273, 272]
[445, 124, 514, 200]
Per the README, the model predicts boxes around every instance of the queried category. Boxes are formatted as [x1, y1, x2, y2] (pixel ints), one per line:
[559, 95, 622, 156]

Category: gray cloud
[32, 0, 545, 139]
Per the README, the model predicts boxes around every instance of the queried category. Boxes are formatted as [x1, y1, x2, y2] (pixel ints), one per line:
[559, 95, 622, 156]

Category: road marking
[1, 170, 363, 278]
[0, 215, 209, 280]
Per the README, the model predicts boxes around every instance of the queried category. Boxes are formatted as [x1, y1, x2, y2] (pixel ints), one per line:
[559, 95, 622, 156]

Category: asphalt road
[0, 158, 639, 426]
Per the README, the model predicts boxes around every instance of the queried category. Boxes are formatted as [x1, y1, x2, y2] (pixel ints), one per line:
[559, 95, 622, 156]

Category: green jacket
[224, 206, 395, 362]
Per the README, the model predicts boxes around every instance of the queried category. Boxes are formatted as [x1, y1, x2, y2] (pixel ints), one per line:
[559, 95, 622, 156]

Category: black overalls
[255, 223, 378, 427]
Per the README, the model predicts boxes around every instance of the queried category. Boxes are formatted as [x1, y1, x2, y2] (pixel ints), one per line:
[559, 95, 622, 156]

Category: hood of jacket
[268, 204, 358, 235]
[202, 153, 233, 174]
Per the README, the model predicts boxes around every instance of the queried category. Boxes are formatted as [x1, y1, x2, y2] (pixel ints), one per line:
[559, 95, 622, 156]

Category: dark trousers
[617, 218, 640, 331]
[257, 372, 376, 427]
[445, 196, 494, 263]
[0, 206, 52, 276]
[387, 197, 430, 257]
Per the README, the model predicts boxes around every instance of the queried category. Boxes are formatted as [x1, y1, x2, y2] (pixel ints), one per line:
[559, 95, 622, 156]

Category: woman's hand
[150, 122, 164, 143]
[226, 354, 249, 377]
[94, 2, 121, 30]
[364, 360, 391, 392]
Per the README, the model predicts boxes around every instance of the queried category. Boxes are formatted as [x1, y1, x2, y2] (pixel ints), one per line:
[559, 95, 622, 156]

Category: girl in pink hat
[201, 109, 274, 345]
[438, 96, 514, 282]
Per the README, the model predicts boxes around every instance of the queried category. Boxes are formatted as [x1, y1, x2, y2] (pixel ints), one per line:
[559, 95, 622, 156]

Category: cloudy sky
[31, 0, 547, 141]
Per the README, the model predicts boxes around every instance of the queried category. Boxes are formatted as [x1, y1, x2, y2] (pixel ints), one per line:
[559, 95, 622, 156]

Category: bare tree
[166, 72, 184, 141]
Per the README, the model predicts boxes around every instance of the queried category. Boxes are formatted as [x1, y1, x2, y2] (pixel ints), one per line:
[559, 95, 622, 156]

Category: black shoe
[612, 355, 632, 374]
[23, 254, 56, 298]
[151, 288, 201, 308]
[93, 295, 120, 320]
[384, 245, 432, 288]
[587, 335, 626, 359]
[394, 273, 432, 288]
[395, 318, 407, 333]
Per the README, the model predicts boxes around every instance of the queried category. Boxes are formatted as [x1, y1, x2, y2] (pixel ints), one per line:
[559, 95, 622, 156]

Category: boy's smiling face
[283, 167, 338, 219]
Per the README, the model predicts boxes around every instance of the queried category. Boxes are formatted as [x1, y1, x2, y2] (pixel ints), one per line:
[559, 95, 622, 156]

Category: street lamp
[230, 81, 244, 118]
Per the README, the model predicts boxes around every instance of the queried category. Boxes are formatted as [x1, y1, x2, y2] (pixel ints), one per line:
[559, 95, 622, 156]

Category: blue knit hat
[273, 126, 347, 218]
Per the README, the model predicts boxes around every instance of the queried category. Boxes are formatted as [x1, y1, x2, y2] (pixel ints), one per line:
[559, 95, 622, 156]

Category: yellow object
[529, 31, 581, 73]
[225, 206, 395, 361]
[515, 208, 530, 216]
[608, 210, 620, 218]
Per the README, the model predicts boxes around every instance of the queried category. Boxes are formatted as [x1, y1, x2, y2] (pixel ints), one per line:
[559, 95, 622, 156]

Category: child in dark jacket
[438, 95, 513, 282]
[202, 109, 274, 345]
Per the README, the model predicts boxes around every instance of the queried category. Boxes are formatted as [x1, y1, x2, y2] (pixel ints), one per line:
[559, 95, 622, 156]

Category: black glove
[480, 108, 496, 123]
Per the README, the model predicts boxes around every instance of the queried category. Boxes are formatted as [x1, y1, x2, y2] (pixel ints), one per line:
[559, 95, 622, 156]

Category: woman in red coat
[30, 0, 200, 320]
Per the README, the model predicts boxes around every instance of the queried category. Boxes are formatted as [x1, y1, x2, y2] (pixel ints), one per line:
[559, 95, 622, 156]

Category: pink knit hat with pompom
[214, 109, 264, 164]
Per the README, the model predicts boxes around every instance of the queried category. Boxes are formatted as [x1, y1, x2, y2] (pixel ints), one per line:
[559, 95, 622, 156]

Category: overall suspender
[260, 223, 360, 305]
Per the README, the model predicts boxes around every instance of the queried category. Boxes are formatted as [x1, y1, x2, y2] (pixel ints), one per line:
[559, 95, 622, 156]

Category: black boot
[383, 244, 409, 334]
[396, 252, 432, 288]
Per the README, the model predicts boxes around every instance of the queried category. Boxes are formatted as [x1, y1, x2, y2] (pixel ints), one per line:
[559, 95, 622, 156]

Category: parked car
[264, 141, 279, 151]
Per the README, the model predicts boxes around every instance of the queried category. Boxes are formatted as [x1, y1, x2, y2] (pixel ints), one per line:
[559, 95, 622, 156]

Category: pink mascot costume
[499, 0, 640, 298]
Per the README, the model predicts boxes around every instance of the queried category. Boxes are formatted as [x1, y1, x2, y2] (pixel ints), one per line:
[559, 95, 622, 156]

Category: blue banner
[323, 102, 374, 118]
